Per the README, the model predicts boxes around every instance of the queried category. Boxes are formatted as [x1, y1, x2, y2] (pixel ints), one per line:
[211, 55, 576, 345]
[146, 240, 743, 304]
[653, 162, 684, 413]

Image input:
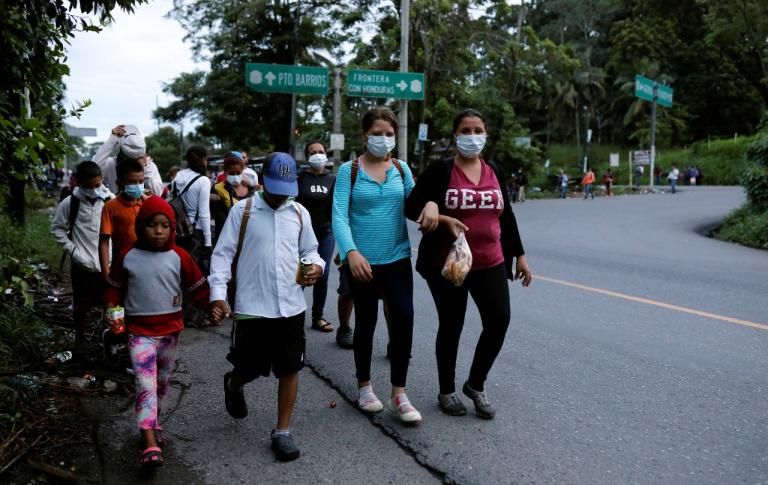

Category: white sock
[273, 428, 290, 436]
[358, 385, 374, 399]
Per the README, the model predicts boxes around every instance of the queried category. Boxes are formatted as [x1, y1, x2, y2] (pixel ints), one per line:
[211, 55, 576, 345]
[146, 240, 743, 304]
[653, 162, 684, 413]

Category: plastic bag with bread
[441, 231, 473, 286]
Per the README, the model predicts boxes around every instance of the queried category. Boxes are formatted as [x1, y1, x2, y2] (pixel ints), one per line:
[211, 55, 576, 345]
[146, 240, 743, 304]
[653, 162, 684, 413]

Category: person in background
[209, 152, 324, 462]
[404, 108, 532, 419]
[667, 165, 679, 193]
[582, 167, 596, 200]
[210, 154, 256, 244]
[558, 169, 569, 199]
[634, 164, 644, 188]
[654, 165, 662, 185]
[602, 168, 614, 196]
[162, 165, 181, 199]
[296, 140, 337, 333]
[51, 161, 114, 341]
[170, 146, 212, 271]
[695, 166, 703, 185]
[104, 196, 210, 468]
[93, 124, 164, 196]
[99, 159, 146, 279]
[507, 174, 519, 203]
[515, 168, 527, 202]
[332, 107, 424, 424]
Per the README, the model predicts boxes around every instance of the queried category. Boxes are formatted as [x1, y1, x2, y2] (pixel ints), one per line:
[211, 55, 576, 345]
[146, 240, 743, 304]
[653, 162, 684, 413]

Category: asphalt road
[100, 186, 768, 484]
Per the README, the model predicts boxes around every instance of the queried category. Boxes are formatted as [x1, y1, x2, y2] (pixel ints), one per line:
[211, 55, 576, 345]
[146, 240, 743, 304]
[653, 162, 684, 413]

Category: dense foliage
[155, 0, 768, 176]
[1, 0, 146, 224]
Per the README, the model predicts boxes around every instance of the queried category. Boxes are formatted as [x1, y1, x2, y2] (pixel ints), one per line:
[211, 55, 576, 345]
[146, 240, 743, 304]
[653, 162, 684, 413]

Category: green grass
[715, 204, 768, 249]
[0, 210, 61, 271]
[528, 138, 755, 190]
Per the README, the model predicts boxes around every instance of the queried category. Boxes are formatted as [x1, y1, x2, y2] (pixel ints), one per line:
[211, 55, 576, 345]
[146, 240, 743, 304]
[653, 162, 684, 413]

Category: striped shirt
[332, 159, 414, 265]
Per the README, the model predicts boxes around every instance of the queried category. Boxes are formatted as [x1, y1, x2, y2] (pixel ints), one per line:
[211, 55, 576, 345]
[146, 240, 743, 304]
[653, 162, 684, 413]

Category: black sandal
[311, 319, 334, 333]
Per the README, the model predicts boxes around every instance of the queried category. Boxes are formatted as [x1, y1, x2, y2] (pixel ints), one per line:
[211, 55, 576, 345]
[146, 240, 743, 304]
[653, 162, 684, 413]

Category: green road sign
[634, 75, 673, 108]
[347, 69, 425, 100]
[245, 63, 329, 95]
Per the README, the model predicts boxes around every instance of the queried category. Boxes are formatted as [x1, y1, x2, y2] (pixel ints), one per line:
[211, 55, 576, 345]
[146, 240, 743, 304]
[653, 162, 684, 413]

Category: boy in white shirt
[51, 161, 114, 341]
[209, 152, 324, 462]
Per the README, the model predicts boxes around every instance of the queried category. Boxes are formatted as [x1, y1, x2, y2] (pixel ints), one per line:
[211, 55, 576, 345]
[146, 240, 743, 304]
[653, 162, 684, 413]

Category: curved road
[99, 186, 768, 484]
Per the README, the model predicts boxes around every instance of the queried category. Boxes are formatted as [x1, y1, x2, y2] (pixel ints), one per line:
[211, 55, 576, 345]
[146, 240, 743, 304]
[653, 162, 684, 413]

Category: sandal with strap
[311, 319, 334, 333]
[140, 447, 164, 468]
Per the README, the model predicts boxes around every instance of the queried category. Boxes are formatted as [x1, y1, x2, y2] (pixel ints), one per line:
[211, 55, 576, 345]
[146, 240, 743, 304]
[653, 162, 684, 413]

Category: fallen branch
[26, 459, 79, 483]
[0, 434, 42, 476]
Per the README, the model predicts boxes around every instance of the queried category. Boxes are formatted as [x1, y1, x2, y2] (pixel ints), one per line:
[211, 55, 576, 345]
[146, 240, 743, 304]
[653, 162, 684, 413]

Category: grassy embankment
[525, 136, 756, 197]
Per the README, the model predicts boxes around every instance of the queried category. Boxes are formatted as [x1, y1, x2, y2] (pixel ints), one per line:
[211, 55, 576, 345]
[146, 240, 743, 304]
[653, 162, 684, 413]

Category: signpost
[634, 74, 674, 189]
[330, 134, 345, 151]
[347, 69, 425, 100]
[632, 150, 651, 165]
[245, 63, 329, 95]
[417, 123, 429, 141]
[610, 153, 620, 168]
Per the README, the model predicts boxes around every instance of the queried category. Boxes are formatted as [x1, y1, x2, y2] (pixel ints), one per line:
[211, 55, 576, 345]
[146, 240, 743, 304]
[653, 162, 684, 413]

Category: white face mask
[366, 135, 396, 157]
[226, 174, 243, 186]
[80, 186, 99, 199]
[308, 153, 328, 168]
[455, 134, 487, 157]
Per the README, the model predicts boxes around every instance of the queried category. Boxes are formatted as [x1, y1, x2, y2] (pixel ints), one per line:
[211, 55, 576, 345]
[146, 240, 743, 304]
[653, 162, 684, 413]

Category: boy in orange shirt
[99, 159, 146, 278]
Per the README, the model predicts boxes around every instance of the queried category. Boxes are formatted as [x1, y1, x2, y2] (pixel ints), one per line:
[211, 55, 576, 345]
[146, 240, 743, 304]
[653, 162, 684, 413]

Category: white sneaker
[388, 393, 422, 424]
[357, 386, 383, 413]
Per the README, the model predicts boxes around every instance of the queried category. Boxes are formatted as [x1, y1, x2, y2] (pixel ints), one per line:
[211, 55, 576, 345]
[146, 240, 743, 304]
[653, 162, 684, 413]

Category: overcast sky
[64, 0, 203, 144]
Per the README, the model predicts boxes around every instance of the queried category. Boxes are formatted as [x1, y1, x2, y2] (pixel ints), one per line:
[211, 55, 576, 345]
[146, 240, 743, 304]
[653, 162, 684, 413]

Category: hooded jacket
[93, 130, 164, 196]
[51, 186, 115, 272]
[103, 196, 210, 336]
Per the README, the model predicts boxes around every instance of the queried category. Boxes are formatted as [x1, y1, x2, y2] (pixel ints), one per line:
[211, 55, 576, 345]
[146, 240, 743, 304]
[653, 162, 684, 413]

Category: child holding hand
[103, 196, 210, 468]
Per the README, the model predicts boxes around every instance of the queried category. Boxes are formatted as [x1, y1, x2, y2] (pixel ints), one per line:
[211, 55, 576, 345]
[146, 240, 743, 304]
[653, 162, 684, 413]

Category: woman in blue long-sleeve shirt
[332, 107, 436, 425]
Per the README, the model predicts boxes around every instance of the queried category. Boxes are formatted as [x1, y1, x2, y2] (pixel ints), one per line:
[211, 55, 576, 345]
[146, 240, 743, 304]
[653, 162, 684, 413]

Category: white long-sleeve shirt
[171, 168, 213, 246]
[51, 187, 115, 272]
[93, 134, 164, 196]
[209, 194, 324, 319]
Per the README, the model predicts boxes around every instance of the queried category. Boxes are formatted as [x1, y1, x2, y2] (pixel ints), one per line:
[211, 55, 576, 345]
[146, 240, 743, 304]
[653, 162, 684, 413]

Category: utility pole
[289, 0, 301, 157]
[649, 82, 657, 190]
[332, 68, 342, 167]
[397, 0, 409, 162]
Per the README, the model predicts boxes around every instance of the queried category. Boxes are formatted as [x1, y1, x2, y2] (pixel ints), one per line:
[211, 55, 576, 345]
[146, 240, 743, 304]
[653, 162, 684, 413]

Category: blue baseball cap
[261, 152, 298, 197]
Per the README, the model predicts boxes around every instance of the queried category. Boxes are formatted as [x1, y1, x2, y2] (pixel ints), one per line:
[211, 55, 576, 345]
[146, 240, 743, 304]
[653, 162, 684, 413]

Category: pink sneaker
[388, 393, 422, 424]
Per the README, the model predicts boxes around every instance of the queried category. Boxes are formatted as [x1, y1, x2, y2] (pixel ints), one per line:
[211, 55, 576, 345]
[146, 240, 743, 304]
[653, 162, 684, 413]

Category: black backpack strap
[67, 195, 80, 239]
[174, 174, 205, 224]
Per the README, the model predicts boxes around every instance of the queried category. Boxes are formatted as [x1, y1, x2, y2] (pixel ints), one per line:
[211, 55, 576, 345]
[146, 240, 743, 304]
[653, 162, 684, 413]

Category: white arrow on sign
[397, 80, 407, 91]
[265, 72, 276, 86]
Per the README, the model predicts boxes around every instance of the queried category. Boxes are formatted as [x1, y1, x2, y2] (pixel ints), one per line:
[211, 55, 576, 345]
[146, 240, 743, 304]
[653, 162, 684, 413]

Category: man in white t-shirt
[93, 124, 164, 196]
[667, 165, 679, 194]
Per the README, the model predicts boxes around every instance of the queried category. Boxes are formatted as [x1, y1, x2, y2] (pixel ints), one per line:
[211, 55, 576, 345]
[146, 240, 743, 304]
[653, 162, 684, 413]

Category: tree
[1, 1, 147, 224]
[156, 0, 366, 153]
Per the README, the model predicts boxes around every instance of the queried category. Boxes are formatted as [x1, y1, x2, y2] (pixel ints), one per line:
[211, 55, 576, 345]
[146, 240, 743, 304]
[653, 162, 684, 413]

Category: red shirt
[443, 161, 505, 270]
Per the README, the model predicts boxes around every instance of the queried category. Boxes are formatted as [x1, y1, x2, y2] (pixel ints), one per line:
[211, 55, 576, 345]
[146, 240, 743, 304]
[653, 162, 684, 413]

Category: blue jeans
[559, 186, 567, 198]
[584, 184, 594, 199]
[311, 231, 335, 322]
[670, 179, 677, 193]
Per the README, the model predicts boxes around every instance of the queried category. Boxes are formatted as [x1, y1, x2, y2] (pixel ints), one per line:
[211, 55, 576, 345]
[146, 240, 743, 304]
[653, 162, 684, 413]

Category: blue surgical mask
[80, 187, 98, 199]
[226, 174, 242, 186]
[366, 136, 396, 157]
[123, 184, 144, 200]
[455, 134, 487, 157]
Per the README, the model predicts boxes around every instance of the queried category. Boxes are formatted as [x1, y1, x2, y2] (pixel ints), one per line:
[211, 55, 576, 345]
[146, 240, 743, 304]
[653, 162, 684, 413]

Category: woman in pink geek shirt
[405, 108, 533, 419]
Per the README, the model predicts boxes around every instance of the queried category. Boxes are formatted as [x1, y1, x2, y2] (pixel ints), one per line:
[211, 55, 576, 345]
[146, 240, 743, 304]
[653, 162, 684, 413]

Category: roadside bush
[716, 205, 768, 249]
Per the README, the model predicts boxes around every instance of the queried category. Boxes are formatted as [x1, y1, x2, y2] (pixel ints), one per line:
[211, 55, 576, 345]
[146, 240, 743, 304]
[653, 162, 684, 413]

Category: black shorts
[337, 264, 352, 296]
[226, 313, 305, 379]
[70, 263, 102, 311]
[337, 265, 384, 300]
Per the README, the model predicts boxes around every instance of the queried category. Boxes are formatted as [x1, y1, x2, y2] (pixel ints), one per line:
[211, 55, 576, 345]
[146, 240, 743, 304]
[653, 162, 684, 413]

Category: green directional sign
[634, 75, 673, 108]
[347, 69, 425, 100]
[245, 63, 329, 95]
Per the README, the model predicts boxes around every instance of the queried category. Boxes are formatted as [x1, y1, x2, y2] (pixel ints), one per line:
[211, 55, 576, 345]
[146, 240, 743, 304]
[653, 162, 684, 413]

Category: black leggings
[426, 263, 511, 394]
[349, 258, 414, 387]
